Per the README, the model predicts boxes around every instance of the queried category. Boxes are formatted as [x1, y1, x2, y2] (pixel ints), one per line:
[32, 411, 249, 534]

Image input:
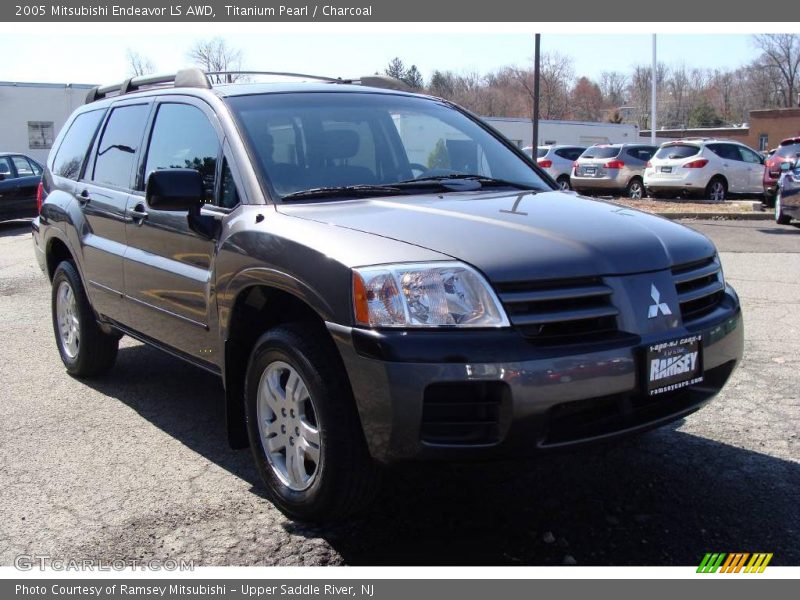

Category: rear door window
[655, 144, 699, 160]
[11, 156, 35, 177]
[626, 146, 655, 161]
[706, 143, 739, 161]
[91, 104, 150, 190]
[51, 109, 106, 180]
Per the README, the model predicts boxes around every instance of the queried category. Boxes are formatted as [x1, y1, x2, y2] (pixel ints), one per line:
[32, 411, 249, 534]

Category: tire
[775, 191, 792, 225]
[556, 175, 571, 191]
[244, 323, 380, 521]
[626, 177, 644, 199]
[51, 261, 119, 377]
[705, 177, 727, 201]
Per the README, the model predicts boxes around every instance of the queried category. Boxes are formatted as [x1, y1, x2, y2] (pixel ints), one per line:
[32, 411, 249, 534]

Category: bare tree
[187, 37, 245, 83]
[599, 71, 628, 107]
[126, 49, 156, 77]
[753, 34, 800, 107]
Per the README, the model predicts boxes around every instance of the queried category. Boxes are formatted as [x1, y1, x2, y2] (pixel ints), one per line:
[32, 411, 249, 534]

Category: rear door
[80, 101, 152, 323]
[707, 143, 745, 192]
[123, 98, 227, 364]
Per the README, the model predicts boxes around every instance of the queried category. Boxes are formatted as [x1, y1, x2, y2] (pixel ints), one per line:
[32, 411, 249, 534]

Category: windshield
[580, 146, 619, 159]
[655, 144, 700, 160]
[225, 92, 550, 200]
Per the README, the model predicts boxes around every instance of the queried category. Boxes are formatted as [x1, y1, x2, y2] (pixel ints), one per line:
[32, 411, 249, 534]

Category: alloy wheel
[56, 281, 79, 359]
[257, 361, 321, 491]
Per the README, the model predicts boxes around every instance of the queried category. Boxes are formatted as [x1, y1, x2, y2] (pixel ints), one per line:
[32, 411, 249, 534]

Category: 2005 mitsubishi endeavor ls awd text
[32, 69, 743, 521]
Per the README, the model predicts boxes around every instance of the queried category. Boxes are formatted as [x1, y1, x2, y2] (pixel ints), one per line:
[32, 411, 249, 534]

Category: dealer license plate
[646, 334, 703, 396]
[583, 167, 596, 175]
[661, 166, 672, 173]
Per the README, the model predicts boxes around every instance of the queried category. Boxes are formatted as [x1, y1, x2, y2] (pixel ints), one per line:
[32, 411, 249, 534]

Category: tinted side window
[12, 156, 35, 177]
[626, 147, 655, 161]
[737, 146, 762, 164]
[52, 109, 106, 180]
[568, 148, 585, 161]
[144, 103, 220, 203]
[92, 104, 150, 189]
[707, 143, 738, 161]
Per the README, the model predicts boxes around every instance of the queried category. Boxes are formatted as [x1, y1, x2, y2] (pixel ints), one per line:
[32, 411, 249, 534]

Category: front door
[123, 99, 223, 364]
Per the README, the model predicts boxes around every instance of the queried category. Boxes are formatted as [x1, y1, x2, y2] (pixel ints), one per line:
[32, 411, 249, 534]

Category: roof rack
[85, 68, 411, 104]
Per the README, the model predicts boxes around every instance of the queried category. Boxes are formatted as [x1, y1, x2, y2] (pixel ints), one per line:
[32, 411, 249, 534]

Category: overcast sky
[0, 31, 757, 86]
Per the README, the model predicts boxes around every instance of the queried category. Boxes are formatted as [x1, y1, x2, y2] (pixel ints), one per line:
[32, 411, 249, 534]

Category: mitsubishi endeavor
[32, 69, 743, 520]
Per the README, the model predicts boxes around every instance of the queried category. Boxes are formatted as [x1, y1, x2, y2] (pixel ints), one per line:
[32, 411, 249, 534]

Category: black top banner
[0, 0, 786, 21]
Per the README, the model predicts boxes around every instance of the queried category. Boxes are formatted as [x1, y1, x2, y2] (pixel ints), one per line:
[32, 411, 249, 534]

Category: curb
[653, 212, 774, 221]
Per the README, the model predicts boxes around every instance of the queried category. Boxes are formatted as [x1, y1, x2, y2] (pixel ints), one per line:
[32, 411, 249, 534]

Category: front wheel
[51, 261, 119, 377]
[776, 192, 792, 224]
[245, 323, 380, 521]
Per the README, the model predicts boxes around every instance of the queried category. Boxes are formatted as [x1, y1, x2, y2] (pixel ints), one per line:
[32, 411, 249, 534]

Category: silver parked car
[523, 145, 586, 190]
[571, 143, 657, 198]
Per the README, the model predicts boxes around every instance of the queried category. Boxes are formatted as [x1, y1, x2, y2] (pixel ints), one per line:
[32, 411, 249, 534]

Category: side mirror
[145, 169, 204, 211]
[780, 161, 793, 172]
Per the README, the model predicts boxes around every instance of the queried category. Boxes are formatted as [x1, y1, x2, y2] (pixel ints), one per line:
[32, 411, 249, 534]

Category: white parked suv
[523, 145, 585, 190]
[644, 139, 765, 201]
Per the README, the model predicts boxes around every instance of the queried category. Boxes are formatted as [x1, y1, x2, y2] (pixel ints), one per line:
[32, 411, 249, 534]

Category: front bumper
[329, 287, 743, 463]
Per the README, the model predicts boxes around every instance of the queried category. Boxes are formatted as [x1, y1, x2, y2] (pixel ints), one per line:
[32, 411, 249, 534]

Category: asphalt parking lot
[0, 218, 797, 567]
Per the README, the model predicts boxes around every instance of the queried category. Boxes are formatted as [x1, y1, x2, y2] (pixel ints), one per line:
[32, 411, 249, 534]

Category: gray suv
[32, 69, 743, 521]
[572, 143, 657, 198]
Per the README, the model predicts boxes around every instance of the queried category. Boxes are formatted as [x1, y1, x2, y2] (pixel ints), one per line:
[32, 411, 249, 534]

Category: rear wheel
[556, 175, 571, 191]
[51, 261, 119, 377]
[706, 177, 727, 201]
[626, 177, 644, 199]
[244, 323, 380, 521]
[776, 191, 792, 224]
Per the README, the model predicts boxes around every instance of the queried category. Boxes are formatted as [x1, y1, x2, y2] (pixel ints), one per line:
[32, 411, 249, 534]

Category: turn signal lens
[36, 181, 44, 214]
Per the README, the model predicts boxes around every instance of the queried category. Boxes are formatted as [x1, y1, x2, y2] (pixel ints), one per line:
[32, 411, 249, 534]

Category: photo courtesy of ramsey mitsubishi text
[0, 0, 797, 595]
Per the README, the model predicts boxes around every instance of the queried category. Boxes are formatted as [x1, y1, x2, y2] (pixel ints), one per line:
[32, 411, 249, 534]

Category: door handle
[130, 204, 149, 224]
[77, 189, 91, 204]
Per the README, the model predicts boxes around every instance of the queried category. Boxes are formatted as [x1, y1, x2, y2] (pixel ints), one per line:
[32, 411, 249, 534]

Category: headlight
[352, 262, 509, 328]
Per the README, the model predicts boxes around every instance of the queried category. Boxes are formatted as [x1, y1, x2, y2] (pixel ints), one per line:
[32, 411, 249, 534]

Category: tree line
[127, 34, 800, 129]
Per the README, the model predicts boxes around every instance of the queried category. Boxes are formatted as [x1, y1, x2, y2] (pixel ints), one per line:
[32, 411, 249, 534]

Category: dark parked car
[32, 69, 743, 521]
[0, 152, 43, 221]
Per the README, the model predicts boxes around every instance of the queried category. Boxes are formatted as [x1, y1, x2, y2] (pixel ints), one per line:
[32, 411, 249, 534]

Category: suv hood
[277, 190, 716, 283]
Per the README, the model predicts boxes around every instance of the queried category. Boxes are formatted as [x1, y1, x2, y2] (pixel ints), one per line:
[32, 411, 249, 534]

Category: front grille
[420, 382, 509, 445]
[495, 277, 620, 344]
[672, 256, 725, 323]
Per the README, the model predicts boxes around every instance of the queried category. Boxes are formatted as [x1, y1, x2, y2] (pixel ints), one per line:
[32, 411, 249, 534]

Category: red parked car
[764, 137, 800, 207]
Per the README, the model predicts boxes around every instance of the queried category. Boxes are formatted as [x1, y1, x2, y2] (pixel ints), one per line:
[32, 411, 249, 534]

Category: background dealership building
[0, 81, 95, 164]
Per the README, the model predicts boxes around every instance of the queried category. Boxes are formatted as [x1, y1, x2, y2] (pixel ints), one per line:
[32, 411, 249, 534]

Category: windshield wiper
[281, 184, 407, 201]
[394, 174, 541, 191]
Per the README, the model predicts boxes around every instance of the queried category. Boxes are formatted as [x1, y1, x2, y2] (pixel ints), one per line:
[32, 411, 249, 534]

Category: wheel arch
[221, 279, 344, 449]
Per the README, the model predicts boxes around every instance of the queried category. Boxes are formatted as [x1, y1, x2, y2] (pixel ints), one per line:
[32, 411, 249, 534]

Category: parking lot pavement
[0, 219, 797, 567]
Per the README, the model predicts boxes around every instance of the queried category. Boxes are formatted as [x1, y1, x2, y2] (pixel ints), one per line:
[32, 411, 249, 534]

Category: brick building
[641, 107, 800, 152]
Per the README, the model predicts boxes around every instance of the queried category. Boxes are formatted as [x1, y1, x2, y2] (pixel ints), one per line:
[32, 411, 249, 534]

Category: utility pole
[651, 34, 657, 145]
[533, 33, 541, 150]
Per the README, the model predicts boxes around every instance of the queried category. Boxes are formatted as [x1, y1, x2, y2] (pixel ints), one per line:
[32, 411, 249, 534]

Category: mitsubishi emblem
[648, 284, 672, 319]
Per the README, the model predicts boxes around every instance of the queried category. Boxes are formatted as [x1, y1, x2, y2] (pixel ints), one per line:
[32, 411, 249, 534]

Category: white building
[0, 81, 96, 163]
[483, 116, 640, 149]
